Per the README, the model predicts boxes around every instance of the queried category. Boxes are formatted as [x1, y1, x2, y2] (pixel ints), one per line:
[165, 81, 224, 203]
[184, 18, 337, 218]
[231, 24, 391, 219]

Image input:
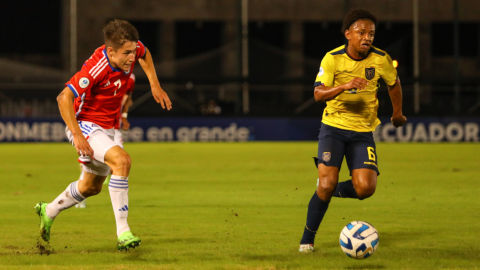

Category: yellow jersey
[314, 44, 397, 132]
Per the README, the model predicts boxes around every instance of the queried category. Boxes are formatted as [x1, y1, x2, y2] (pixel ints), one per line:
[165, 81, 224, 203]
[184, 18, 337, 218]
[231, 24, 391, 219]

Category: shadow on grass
[379, 231, 426, 247]
[343, 264, 387, 269]
[244, 253, 387, 270]
[122, 252, 180, 264]
[380, 231, 480, 263]
[152, 237, 207, 244]
[183, 252, 223, 261]
[242, 254, 297, 262]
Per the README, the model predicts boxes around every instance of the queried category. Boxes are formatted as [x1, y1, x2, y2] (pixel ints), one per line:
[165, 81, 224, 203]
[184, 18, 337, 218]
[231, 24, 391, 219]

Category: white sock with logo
[109, 175, 130, 237]
[46, 181, 85, 219]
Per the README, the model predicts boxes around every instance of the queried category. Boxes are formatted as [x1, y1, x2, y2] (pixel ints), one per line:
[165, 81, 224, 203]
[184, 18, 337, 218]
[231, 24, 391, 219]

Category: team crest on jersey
[365, 68, 375, 80]
[322, 152, 331, 162]
[79, 77, 90, 88]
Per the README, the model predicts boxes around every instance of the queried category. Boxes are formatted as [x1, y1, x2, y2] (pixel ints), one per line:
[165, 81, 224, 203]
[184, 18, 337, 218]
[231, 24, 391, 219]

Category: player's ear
[106, 46, 115, 57]
[344, 29, 351, 40]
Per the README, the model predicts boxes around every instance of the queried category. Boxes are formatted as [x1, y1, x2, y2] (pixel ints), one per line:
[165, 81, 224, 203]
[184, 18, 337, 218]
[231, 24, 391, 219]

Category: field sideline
[1, 142, 479, 269]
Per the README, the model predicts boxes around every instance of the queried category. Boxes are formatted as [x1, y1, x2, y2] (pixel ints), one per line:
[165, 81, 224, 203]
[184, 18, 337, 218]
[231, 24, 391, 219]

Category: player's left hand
[152, 86, 172, 110]
[121, 117, 130, 131]
[391, 114, 407, 127]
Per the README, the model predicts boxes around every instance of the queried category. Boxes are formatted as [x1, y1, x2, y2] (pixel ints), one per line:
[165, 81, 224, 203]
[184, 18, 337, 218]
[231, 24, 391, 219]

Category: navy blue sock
[332, 180, 358, 199]
[300, 191, 330, 245]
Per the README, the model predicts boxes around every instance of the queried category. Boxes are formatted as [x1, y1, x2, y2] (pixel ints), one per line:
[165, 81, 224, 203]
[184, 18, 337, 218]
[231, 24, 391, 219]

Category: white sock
[109, 175, 130, 237]
[79, 170, 84, 181]
[46, 181, 85, 219]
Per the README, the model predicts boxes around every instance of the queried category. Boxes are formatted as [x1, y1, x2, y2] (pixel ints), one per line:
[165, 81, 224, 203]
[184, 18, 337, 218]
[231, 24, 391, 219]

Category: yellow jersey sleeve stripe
[330, 48, 346, 55]
[370, 47, 386, 56]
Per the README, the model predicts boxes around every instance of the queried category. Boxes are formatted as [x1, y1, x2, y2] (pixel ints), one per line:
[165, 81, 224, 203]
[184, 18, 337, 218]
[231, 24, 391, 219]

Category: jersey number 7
[113, 79, 122, 96]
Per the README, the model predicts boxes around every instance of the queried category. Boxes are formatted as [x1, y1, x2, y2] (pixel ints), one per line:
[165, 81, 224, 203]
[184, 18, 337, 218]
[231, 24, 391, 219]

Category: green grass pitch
[1, 142, 479, 269]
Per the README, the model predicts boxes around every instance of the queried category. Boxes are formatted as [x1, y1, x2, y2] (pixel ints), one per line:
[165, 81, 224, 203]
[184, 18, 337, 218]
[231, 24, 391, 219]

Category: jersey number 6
[367, 147, 376, 161]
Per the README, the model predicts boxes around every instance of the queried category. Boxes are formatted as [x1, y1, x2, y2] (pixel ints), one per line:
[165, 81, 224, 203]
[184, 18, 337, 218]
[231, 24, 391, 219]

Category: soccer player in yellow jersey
[299, 9, 407, 253]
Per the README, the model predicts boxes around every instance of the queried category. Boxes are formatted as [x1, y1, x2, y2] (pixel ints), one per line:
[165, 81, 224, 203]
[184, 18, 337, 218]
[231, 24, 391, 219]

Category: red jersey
[114, 73, 136, 130]
[66, 41, 146, 129]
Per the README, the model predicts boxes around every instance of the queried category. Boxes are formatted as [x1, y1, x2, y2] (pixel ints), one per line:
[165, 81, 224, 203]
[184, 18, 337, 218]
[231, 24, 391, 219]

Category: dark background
[1, 1, 479, 118]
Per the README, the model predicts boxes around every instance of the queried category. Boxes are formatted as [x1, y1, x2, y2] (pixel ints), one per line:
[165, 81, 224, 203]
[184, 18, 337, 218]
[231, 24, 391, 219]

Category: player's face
[345, 19, 375, 57]
[107, 41, 137, 72]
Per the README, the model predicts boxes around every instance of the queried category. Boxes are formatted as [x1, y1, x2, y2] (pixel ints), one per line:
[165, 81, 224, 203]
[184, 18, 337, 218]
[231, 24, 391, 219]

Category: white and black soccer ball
[339, 221, 379, 259]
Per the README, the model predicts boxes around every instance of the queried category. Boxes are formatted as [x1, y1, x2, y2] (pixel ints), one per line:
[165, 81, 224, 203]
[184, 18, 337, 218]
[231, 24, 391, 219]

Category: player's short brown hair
[103, 19, 139, 50]
[341, 9, 377, 33]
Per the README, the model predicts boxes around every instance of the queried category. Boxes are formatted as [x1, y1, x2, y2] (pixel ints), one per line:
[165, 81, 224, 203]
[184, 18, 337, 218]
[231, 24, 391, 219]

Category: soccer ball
[339, 221, 379, 259]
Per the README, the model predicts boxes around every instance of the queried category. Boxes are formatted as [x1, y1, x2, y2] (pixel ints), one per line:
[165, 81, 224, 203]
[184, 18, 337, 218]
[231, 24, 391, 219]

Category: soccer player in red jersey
[75, 73, 136, 209]
[35, 20, 172, 250]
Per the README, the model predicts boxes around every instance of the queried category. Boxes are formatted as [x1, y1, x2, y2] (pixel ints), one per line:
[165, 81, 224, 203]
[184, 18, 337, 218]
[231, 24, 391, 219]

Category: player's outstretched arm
[57, 87, 94, 157]
[387, 77, 407, 127]
[314, 77, 368, 102]
[138, 48, 172, 110]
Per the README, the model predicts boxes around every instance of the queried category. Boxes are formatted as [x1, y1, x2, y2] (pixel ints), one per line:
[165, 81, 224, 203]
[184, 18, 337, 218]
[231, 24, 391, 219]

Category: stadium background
[1, 0, 480, 142]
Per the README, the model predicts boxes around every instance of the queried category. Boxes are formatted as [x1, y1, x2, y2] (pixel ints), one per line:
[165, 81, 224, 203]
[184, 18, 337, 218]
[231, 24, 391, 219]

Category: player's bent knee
[105, 146, 132, 168]
[317, 177, 337, 199]
[356, 183, 376, 200]
[118, 154, 132, 168]
[352, 169, 377, 200]
[110, 152, 131, 170]
[317, 165, 339, 197]
[318, 178, 336, 192]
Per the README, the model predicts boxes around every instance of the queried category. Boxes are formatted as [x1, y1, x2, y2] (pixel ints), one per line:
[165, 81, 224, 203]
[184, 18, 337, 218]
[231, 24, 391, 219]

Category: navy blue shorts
[317, 123, 379, 175]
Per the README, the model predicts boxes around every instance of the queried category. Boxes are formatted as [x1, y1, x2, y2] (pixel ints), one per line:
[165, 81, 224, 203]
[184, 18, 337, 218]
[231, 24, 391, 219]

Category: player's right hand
[73, 134, 94, 157]
[342, 77, 369, 91]
[152, 85, 172, 110]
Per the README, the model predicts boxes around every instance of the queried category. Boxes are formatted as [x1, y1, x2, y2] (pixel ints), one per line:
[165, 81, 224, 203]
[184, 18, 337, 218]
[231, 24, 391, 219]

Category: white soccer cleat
[299, 244, 314, 253]
[75, 200, 87, 208]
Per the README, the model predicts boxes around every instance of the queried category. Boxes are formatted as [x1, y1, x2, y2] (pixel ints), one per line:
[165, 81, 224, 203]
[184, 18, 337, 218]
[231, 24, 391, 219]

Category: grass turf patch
[0, 142, 479, 269]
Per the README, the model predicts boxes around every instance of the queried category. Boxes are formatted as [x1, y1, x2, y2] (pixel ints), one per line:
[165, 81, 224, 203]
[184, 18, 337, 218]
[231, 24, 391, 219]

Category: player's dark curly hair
[103, 19, 139, 50]
[341, 9, 377, 33]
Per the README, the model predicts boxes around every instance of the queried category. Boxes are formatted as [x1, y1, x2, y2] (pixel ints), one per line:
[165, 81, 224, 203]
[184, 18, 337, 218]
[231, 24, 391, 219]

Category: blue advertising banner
[0, 117, 478, 142]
